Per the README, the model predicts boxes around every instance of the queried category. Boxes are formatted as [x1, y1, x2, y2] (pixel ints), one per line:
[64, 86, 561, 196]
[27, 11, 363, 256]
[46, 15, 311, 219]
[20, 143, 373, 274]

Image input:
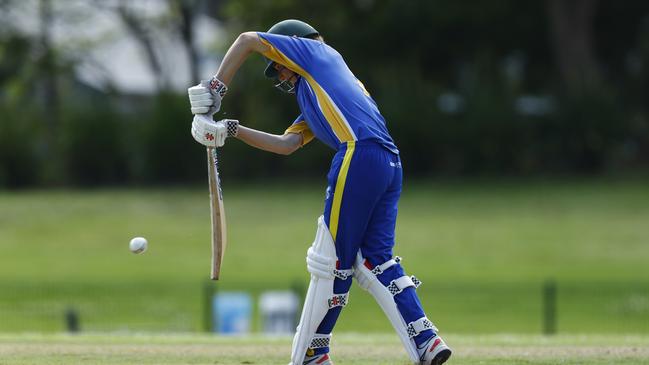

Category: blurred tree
[1, 0, 648, 188]
[37, 0, 60, 129]
[547, 0, 601, 95]
[169, 0, 200, 83]
[115, 1, 167, 91]
[37, 0, 68, 185]
[217, 0, 649, 176]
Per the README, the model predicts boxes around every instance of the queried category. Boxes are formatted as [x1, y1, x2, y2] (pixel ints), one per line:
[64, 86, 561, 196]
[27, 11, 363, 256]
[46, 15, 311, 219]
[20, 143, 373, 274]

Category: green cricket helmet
[263, 19, 319, 78]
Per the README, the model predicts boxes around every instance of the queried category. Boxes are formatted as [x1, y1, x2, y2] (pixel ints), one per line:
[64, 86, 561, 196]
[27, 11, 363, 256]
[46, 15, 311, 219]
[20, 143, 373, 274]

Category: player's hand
[191, 115, 226, 147]
[187, 76, 228, 116]
[191, 115, 238, 148]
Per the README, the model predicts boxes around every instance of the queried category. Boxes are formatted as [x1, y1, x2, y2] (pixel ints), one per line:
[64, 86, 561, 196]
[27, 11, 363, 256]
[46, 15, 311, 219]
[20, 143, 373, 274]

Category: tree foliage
[0, 0, 648, 188]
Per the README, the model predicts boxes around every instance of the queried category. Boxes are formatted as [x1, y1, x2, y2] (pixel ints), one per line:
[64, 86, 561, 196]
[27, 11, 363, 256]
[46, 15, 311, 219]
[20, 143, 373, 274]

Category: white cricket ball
[129, 237, 148, 254]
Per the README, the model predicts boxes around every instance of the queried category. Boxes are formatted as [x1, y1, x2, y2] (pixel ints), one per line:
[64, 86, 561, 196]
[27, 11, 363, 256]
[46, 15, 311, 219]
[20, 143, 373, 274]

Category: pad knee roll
[306, 217, 352, 280]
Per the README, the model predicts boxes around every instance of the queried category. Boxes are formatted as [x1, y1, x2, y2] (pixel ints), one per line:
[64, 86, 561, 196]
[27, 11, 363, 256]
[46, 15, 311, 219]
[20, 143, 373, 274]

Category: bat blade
[207, 147, 226, 280]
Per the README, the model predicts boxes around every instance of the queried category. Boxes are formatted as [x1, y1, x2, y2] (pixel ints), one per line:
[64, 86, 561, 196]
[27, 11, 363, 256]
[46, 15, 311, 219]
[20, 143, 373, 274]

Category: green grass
[0, 333, 648, 364]
[0, 178, 648, 333]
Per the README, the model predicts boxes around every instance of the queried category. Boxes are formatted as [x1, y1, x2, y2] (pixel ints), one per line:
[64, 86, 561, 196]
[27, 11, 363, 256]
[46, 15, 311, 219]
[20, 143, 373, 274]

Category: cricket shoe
[417, 334, 452, 365]
[302, 353, 333, 365]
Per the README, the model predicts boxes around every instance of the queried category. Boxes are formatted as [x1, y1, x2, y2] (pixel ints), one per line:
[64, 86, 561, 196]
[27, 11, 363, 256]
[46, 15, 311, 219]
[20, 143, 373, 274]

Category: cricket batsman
[187, 19, 452, 365]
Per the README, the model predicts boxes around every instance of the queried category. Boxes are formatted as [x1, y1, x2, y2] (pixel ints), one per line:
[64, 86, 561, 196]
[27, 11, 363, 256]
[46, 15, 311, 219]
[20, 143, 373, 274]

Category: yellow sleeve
[284, 121, 315, 146]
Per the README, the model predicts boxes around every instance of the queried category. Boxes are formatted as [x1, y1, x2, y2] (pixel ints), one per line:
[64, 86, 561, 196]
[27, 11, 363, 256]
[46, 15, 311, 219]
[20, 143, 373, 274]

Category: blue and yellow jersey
[257, 32, 399, 154]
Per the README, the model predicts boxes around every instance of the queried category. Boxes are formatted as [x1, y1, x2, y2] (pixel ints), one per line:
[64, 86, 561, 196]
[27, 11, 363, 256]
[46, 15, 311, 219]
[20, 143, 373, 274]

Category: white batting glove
[187, 76, 228, 116]
[191, 115, 239, 148]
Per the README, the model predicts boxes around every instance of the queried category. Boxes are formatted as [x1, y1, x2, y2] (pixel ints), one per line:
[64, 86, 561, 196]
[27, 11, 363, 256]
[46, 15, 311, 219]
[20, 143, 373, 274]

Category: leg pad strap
[407, 317, 437, 338]
[328, 293, 349, 308]
[387, 275, 421, 296]
[309, 333, 331, 349]
[307, 246, 353, 280]
[368, 256, 401, 275]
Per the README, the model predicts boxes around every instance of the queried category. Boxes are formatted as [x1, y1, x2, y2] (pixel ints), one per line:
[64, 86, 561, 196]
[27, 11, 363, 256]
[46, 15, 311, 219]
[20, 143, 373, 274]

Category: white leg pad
[289, 216, 351, 365]
[353, 252, 432, 364]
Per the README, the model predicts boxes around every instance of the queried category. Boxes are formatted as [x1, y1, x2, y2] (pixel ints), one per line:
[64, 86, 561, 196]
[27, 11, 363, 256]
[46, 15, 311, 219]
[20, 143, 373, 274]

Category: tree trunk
[116, 1, 166, 91]
[39, 0, 59, 136]
[173, 0, 200, 83]
[547, 0, 601, 95]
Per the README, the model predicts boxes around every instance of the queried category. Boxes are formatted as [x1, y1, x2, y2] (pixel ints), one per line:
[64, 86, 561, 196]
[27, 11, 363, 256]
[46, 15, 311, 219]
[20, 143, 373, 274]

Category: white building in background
[0, 0, 223, 94]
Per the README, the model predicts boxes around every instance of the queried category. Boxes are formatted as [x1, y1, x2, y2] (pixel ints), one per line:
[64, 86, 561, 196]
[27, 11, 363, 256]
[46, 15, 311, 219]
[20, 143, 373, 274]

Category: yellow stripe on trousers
[329, 141, 356, 241]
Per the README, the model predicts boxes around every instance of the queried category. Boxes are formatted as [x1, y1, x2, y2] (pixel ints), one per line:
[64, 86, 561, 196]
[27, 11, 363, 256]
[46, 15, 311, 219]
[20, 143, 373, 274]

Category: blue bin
[212, 292, 252, 334]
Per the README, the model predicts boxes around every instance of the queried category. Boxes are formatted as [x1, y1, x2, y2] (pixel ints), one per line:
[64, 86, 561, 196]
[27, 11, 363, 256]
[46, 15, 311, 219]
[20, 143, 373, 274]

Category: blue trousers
[314, 141, 434, 354]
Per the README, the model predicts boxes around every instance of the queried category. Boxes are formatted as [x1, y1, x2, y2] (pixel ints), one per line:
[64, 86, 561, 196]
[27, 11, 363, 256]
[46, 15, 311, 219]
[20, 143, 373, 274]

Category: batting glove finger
[192, 99, 215, 107]
[191, 92, 213, 101]
[188, 84, 217, 116]
[187, 85, 209, 95]
[191, 106, 211, 114]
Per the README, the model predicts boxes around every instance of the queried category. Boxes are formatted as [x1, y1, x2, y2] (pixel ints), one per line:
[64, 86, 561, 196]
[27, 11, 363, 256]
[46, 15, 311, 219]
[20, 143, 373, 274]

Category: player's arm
[235, 125, 302, 156]
[215, 32, 269, 86]
[191, 115, 302, 155]
[188, 32, 269, 115]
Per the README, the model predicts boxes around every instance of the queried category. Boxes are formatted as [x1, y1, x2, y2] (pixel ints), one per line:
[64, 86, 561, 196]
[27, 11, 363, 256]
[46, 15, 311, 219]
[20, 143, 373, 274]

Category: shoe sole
[429, 349, 451, 365]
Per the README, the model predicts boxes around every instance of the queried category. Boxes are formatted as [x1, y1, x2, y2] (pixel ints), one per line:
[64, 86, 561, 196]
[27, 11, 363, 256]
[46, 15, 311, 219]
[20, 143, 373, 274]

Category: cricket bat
[206, 147, 226, 280]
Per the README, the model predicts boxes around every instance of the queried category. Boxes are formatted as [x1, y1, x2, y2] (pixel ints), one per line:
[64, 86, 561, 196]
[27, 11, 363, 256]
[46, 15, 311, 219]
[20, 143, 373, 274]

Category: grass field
[0, 333, 648, 365]
[0, 178, 648, 334]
